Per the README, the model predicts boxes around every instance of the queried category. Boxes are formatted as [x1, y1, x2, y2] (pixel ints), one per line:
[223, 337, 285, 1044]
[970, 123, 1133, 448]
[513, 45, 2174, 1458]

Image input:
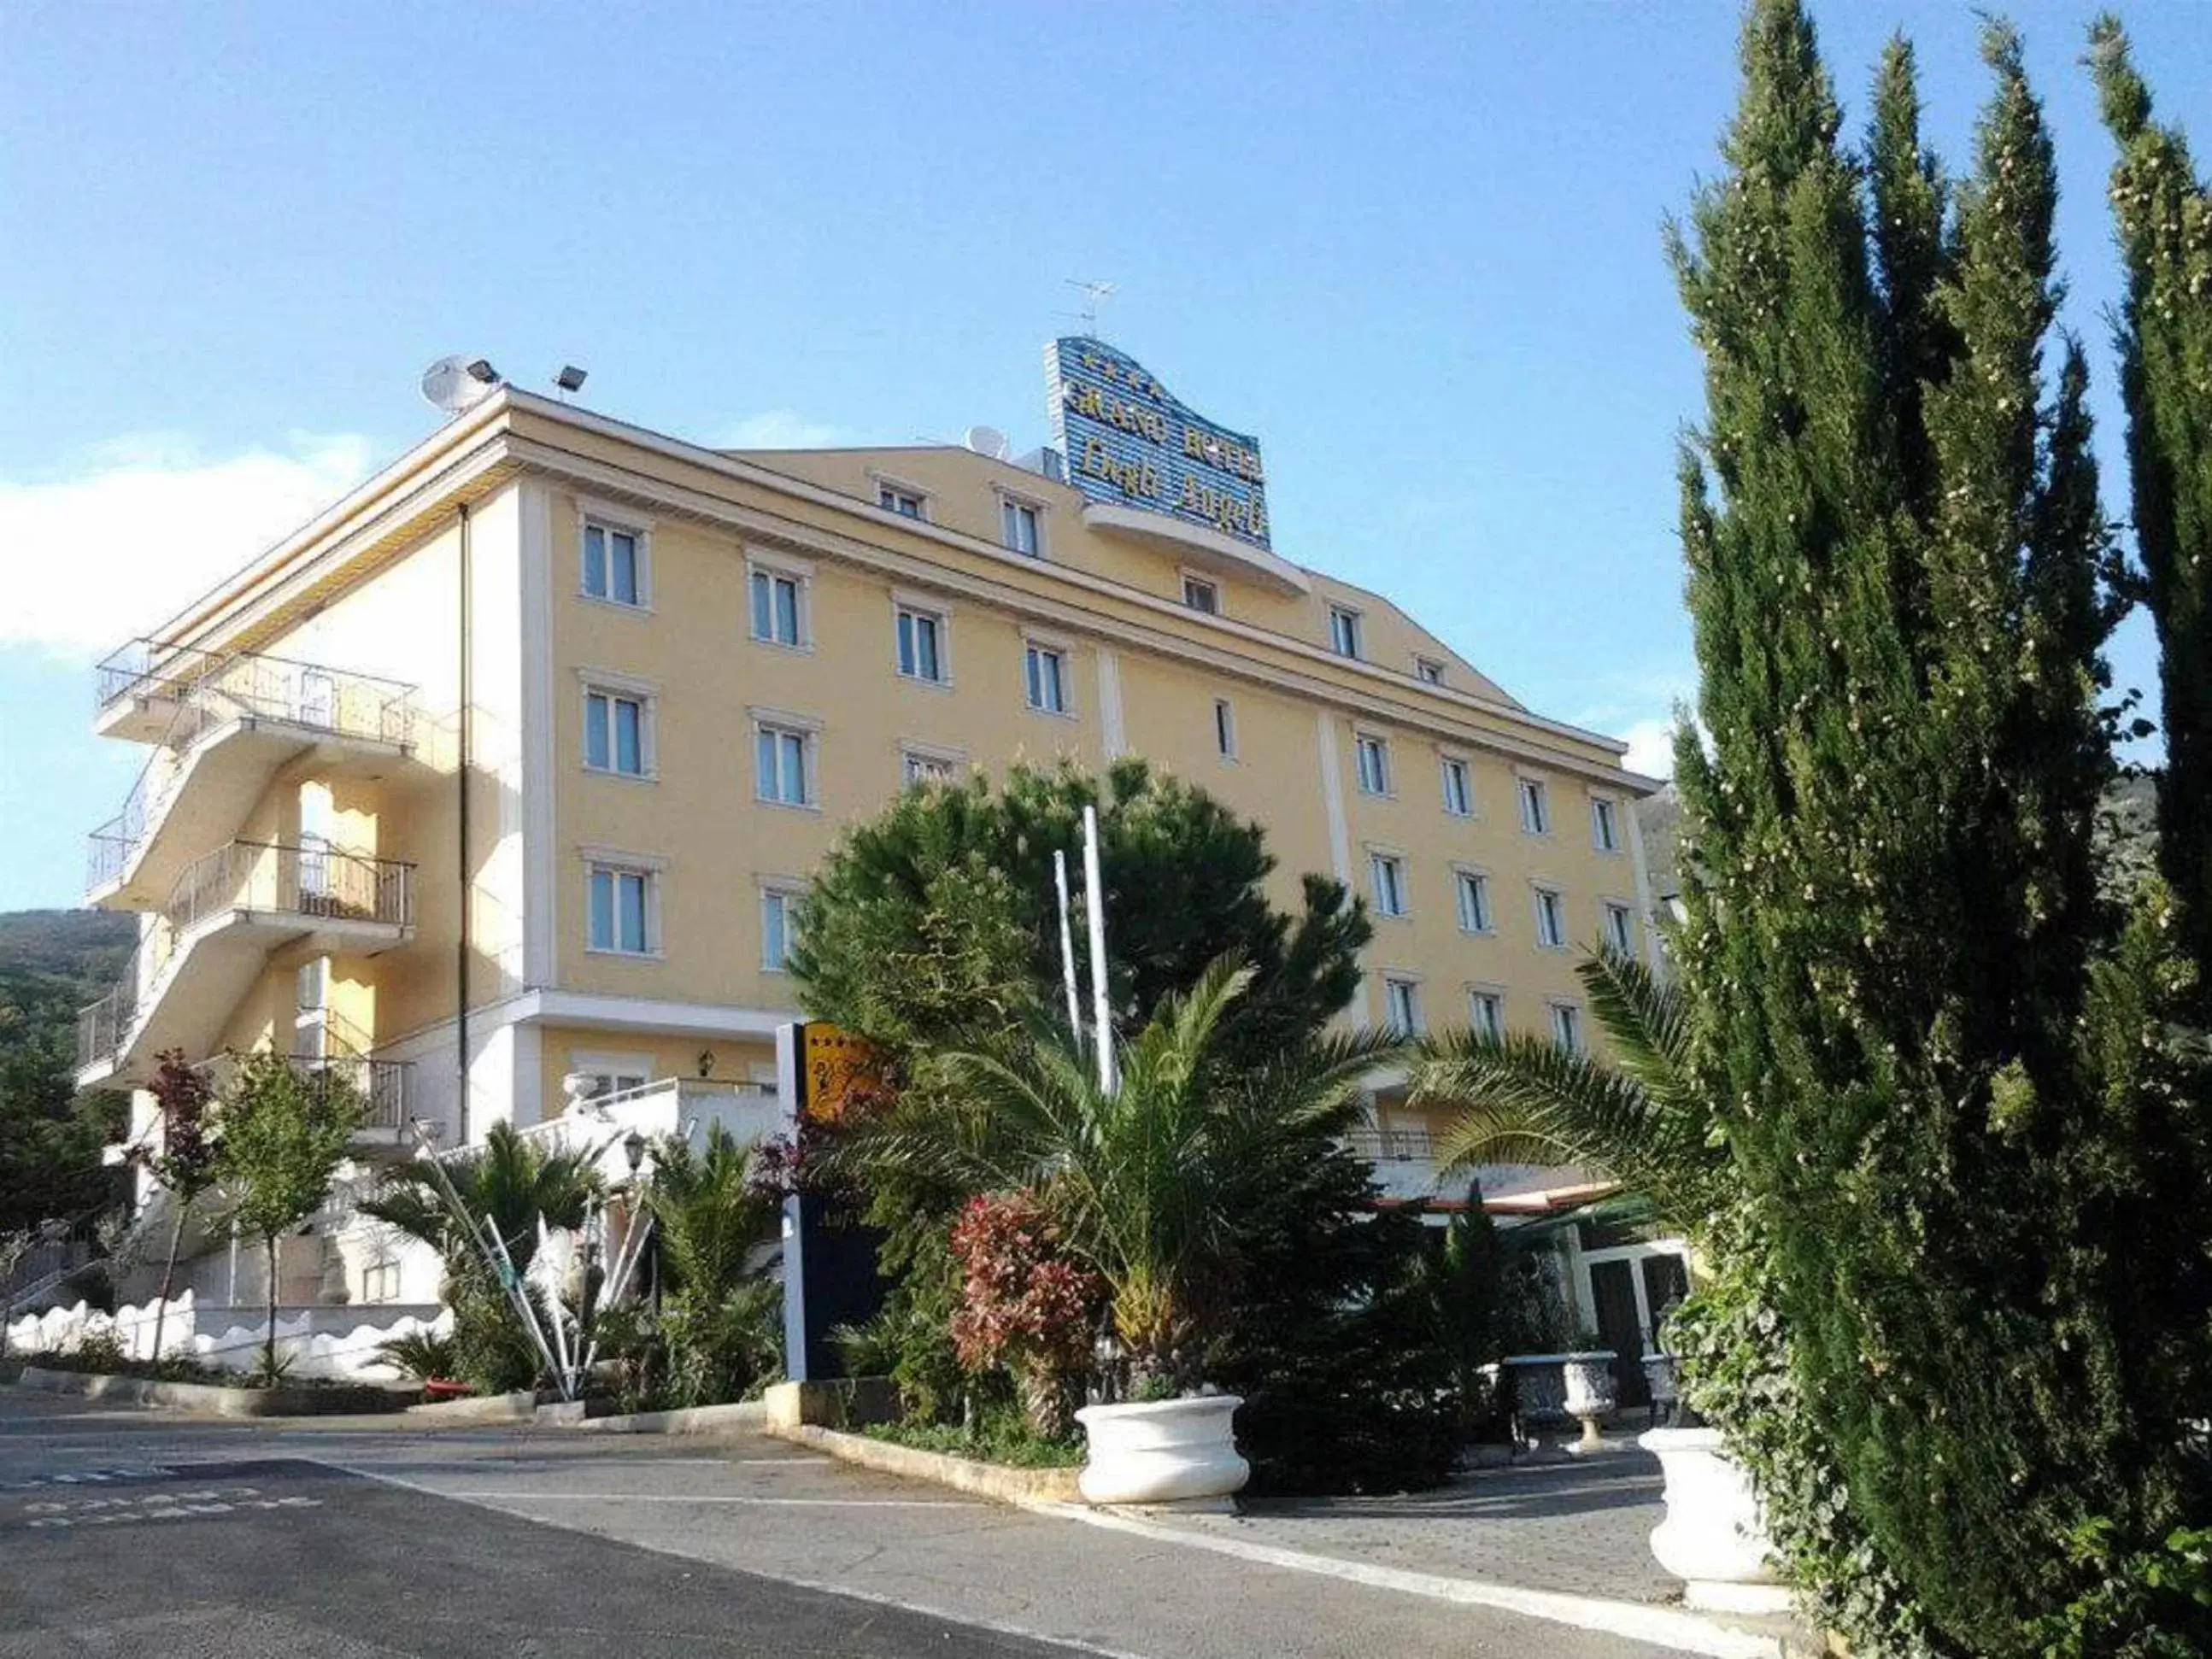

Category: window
[1329, 605, 1364, 659]
[1383, 976, 1423, 1036]
[1025, 644, 1070, 714]
[1440, 755, 1473, 817]
[361, 1259, 402, 1303]
[1000, 497, 1042, 556]
[588, 864, 656, 955]
[1534, 885, 1567, 949]
[1370, 852, 1408, 918]
[1415, 656, 1445, 685]
[1455, 869, 1493, 934]
[295, 957, 328, 1014]
[902, 747, 959, 787]
[1213, 698, 1237, 759]
[760, 887, 802, 972]
[1550, 1001, 1585, 1056]
[878, 483, 926, 519]
[754, 722, 813, 806]
[1518, 776, 1552, 835]
[1182, 573, 1219, 613]
[1469, 989, 1505, 1041]
[1353, 732, 1392, 796]
[1604, 901, 1635, 955]
[582, 520, 645, 607]
[1592, 795, 1622, 853]
[895, 603, 948, 684]
[584, 688, 650, 777]
[749, 567, 803, 647]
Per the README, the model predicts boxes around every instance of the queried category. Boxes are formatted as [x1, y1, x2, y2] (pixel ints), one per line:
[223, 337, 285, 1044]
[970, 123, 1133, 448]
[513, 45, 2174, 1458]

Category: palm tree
[860, 954, 1404, 1389]
[360, 1121, 600, 1278]
[643, 1125, 783, 1405]
[1407, 948, 1726, 1240]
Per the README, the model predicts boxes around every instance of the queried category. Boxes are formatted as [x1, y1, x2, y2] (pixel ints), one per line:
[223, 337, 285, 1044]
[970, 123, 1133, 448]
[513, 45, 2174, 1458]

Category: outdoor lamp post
[621, 1130, 648, 1180]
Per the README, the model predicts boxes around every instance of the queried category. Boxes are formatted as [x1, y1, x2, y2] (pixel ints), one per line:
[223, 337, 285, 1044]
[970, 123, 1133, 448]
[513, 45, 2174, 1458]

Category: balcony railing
[288, 1052, 413, 1134]
[86, 645, 419, 894]
[1347, 1126, 1436, 1164]
[76, 840, 416, 1074]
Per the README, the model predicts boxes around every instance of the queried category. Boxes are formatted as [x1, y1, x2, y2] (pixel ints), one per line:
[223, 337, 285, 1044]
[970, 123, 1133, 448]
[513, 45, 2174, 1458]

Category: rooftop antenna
[1065, 278, 1118, 338]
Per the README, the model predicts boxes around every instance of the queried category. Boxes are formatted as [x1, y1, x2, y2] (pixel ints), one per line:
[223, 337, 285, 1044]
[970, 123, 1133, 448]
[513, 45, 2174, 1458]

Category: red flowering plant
[948, 1190, 1103, 1439]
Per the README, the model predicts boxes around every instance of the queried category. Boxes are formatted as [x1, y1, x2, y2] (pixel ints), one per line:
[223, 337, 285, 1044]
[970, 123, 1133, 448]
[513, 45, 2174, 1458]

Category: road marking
[437, 1490, 978, 1508]
[1032, 1503, 1781, 1659]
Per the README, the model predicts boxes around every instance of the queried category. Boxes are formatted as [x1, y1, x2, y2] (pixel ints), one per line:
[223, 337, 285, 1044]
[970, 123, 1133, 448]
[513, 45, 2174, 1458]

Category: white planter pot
[1640, 1427, 1790, 1615]
[1076, 1395, 1249, 1507]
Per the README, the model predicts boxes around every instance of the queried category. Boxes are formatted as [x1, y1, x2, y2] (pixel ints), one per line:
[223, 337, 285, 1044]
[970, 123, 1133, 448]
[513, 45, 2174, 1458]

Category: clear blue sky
[3, 2, 2206, 912]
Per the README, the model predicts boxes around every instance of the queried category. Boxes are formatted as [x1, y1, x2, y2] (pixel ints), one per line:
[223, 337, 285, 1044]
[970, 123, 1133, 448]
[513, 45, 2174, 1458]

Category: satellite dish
[420, 355, 499, 417]
[965, 425, 1010, 460]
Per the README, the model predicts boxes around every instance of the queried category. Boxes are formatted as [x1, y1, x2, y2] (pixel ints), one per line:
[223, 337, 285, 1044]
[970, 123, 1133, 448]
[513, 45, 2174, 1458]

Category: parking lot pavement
[0, 1388, 1734, 1659]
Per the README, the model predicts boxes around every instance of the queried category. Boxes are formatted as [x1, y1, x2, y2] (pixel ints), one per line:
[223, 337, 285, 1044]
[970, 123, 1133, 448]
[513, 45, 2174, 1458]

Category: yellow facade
[81, 383, 1660, 1202]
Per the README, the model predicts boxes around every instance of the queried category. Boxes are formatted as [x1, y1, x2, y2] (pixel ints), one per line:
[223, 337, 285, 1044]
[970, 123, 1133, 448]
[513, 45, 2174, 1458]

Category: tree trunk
[150, 1206, 188, 1365]
[263, 1234, 279, 1381]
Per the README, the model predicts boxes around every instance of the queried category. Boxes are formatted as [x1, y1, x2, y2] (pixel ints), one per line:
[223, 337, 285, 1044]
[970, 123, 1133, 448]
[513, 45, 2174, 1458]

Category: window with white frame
[1213, 698, 1237, 759]
[1383, 976, 1423, 1036]
[1353, 732, 1392, 796]
[587, 862, 658, 955]
[1469, 988, 1505, 1041]
[1025, 643, 1070, 714]
[1533, 884, 1567, 949]
[1182, 573, 1219, 613]
[1550, 1000, 1585, 1055]
[754, 721, 814, 806]
[582, 519, 646, 607]
[760, 885, 803, 972]
[1329, 604, 1364, 659]
[749, 566, 804, 648]
[1591, 794, 1622, 853]
[296, 957, 328, 1014]
[1440, 754, 1473, 817]
[1455, 869, 1493, 934]
[895, 601, 948, 684]
[1370, 852, 1408, 918]
[1415, 656, 1446, 685]
[584, 685, 652, 777]
[1000, 496, 1042, 557]
[1603, 900, 1635, 955]
[572, 1051, 653, 1100]
[1518, 776, 1552, 835]
[878, 483, 927, 519]
[361, 1259, 402, 1303]
[901, 747, 959, 787]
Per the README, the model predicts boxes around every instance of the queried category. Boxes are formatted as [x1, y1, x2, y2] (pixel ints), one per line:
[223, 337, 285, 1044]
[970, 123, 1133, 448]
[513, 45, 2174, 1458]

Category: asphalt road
[0, 1387, 1707, 1659]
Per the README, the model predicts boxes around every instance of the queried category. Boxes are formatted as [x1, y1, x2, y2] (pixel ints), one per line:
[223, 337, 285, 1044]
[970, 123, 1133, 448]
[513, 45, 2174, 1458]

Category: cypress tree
[1669, 5, 2173, 1648]
[2091, 18, 2212, 987]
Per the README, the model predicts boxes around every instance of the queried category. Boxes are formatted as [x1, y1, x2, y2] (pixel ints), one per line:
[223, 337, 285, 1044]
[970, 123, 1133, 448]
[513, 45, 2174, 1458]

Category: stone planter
[1561, 1351, 1618, 1451]
[1075, 1395, 1248, 1508]
[1640, 1426, 1790, 1615]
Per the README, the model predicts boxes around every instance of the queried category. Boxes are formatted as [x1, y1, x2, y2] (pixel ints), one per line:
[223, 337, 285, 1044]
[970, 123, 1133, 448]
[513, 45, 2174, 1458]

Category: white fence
[4, 1291, 448, 1381]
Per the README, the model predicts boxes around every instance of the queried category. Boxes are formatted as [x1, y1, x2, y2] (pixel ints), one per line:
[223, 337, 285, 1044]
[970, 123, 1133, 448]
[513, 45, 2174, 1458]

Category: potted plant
[889, 956, 1402, 1505]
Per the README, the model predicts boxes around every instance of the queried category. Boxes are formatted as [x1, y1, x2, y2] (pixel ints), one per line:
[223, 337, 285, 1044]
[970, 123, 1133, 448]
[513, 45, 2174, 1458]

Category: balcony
[77, 840, 415, 1091]
[86, 645, 419, 909]
[1346, 1125, 1458, 1206]
[510, 1079, 785, 1184]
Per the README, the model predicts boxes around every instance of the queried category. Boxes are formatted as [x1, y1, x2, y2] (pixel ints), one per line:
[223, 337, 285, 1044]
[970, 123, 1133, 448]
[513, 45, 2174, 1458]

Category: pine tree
[1668, 6, 2174, 1649]
[2092, 17, 2212, 988]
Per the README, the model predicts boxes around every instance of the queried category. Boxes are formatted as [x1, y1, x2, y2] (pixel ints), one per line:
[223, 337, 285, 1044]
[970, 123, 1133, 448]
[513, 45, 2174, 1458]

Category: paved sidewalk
[1168, 1445, 1671, 1603]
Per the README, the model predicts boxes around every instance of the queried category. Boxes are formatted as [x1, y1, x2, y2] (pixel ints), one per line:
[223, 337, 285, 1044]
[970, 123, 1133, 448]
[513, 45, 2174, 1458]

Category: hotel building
[75, 340, 1663, 1317]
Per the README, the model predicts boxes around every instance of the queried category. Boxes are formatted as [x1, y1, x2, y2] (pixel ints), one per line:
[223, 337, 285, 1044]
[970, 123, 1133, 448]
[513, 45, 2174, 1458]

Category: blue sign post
[1046, 338, 1270, 549]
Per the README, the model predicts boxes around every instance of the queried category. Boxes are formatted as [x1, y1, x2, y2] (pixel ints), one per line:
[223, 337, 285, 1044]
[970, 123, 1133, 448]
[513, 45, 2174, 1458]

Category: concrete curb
[402, 1389, 538, 1423]
[766, 1422, 1083, 1504]
[14, 1365, 408, 1419]
[561, 1400, 770, 1435]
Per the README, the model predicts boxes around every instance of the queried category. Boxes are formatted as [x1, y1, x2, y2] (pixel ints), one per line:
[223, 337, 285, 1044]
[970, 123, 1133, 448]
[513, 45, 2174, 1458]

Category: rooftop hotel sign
[1046, 338, 1270, 551]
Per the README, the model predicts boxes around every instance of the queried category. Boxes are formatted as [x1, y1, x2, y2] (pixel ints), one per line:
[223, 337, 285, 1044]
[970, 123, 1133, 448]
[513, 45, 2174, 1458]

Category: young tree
[2092, 18, 2212, 987]
[214, 1052, 363, 1381]
[141, 1050, 218, 1366]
